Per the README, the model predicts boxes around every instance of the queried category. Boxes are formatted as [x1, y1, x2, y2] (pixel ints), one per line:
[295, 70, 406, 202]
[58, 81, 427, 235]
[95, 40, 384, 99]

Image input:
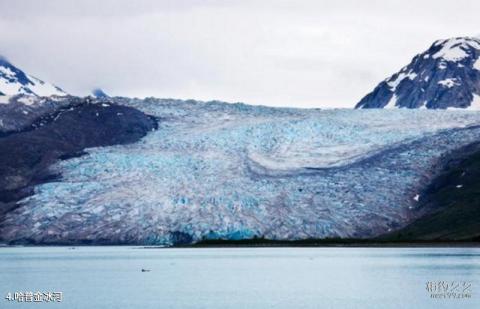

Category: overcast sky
[0, 0, 479, 108]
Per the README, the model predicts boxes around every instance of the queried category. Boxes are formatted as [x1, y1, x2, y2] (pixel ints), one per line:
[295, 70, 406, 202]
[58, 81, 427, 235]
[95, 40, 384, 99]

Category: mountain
[0, 56, 67, 97]
[356, 37, 480, 109]
[92, 88, 110, 98]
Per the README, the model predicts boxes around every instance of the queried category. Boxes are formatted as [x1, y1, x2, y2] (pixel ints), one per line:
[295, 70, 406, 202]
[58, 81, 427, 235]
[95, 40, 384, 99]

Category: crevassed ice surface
[3, 99, 480, 244]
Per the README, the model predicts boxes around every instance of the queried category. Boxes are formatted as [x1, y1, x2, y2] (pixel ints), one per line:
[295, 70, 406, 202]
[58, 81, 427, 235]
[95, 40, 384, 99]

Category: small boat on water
[141, 269, 151, 272]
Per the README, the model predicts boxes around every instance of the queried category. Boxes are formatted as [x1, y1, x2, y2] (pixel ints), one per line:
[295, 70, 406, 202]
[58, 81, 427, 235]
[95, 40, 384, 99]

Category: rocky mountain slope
[356, 37, 480, 109]
[0, 57, 67, 97]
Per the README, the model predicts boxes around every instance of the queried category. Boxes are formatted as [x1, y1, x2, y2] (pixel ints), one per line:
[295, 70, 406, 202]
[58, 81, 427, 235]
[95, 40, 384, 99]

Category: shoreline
[1, 239, 480, 249]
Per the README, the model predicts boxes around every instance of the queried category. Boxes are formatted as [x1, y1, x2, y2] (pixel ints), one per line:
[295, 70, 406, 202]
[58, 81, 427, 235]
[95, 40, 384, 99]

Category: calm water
[0, 247, 478, 308]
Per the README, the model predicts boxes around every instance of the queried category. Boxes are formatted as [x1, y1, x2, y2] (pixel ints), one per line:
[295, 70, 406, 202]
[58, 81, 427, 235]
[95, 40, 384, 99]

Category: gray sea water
[0, 247, 478, 309]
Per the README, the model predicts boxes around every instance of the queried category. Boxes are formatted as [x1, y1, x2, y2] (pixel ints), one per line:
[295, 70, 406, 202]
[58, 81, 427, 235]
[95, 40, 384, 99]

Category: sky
[0, 0, 479, 108]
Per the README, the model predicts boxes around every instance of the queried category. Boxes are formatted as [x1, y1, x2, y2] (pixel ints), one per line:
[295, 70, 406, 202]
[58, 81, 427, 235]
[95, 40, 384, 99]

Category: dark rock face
[356, 37, 480, 109]
[0, 99, 157, 215]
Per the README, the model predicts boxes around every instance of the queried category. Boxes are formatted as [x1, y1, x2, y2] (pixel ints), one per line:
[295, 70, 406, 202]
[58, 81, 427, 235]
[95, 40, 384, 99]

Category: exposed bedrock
[0, 100, 157, 216]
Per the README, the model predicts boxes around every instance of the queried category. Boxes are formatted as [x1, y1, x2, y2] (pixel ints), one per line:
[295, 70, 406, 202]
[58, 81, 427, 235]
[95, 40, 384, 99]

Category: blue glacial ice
[2, 99, 480, 245]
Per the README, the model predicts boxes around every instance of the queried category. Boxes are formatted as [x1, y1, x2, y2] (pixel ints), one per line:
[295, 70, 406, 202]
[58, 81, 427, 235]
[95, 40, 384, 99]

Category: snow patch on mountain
[0, 95, 10, 104]
[438, 78, 460, 88]
[474, 57, 480, 70]
[386, 71, 417, 90]
[431, 37, 478, 62]
[469, 94, 480, 110]
[384, 94, 398, 109]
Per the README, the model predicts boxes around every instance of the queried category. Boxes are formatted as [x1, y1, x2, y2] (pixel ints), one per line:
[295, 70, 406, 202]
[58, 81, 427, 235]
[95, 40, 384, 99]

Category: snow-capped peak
[0, 56, 67, 97]
[432, 37, 480, 62]
[356, 36, 480, 109]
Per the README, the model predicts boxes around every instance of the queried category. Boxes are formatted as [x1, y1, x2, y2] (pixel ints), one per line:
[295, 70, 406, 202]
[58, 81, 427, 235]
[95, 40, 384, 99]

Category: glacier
[2, 98, 480, 245]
